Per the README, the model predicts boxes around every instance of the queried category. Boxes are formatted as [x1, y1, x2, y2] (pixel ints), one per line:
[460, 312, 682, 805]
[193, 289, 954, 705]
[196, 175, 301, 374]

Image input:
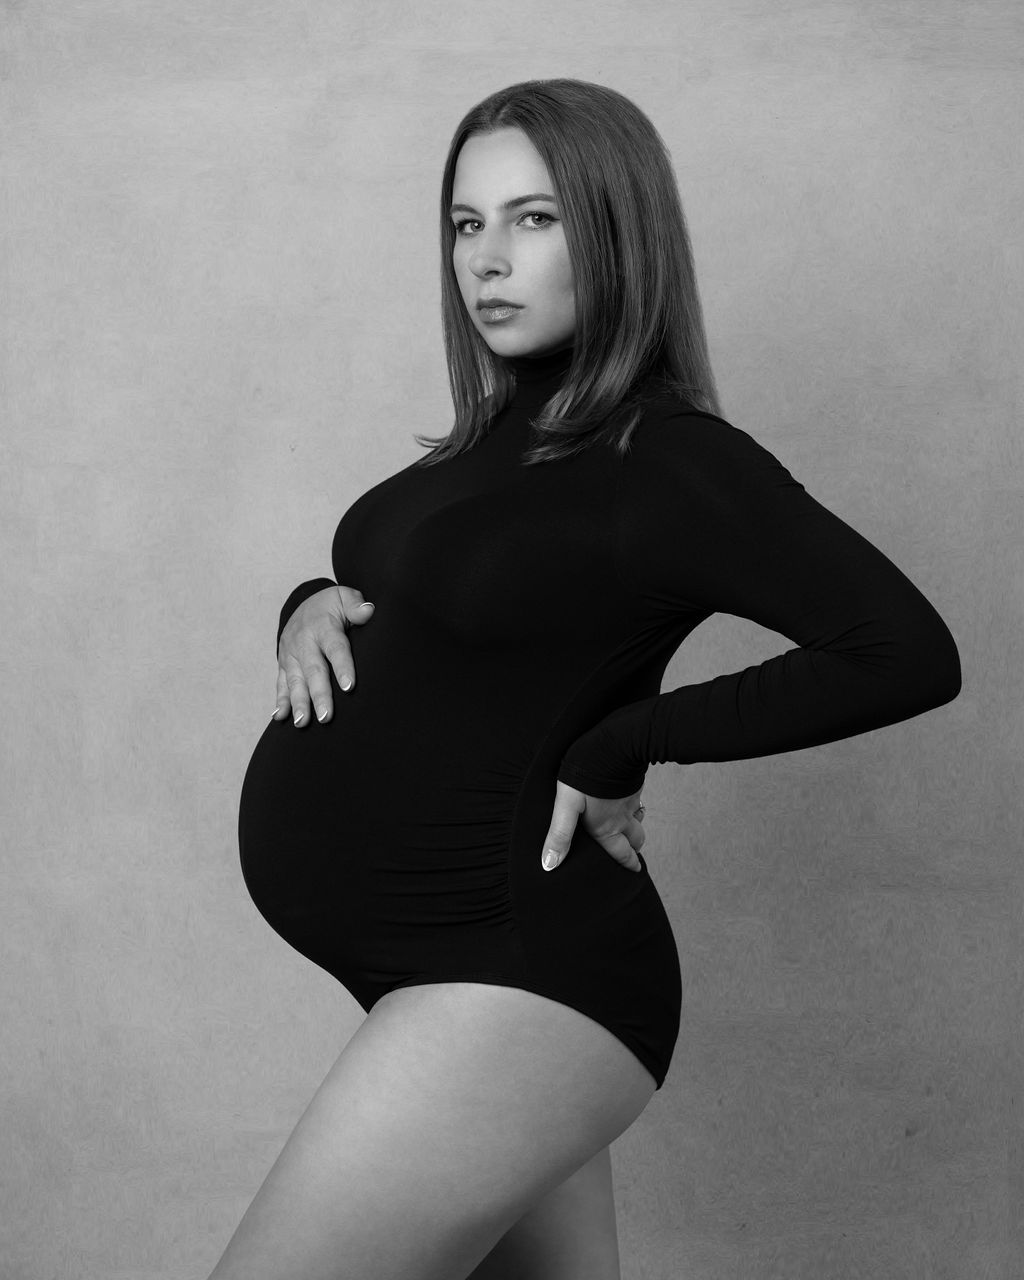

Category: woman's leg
[205, 982, 655, 1280]
[465, 1144, 621, 1280]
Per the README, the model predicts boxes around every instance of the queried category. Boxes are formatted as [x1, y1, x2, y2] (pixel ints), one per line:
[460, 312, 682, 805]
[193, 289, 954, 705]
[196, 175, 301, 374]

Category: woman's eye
[453, 212, 555, 236]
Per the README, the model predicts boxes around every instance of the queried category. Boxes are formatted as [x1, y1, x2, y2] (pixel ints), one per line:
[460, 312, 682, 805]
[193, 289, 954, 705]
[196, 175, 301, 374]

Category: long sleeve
[275, 577, 338, 653]
[556, 409, 962, 799]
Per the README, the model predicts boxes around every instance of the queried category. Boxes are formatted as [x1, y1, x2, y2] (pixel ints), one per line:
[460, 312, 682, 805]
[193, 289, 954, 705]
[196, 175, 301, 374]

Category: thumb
[541, 782, 584, 871]
[340, 586, 375, 625]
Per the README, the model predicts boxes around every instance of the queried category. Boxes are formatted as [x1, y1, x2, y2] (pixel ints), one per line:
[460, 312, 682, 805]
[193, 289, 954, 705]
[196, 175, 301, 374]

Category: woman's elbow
[907, 617, 963, 710]
[934, 629, 962, 705]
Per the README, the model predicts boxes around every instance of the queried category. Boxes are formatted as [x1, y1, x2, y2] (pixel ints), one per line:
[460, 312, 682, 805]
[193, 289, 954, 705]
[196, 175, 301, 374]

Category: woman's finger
[272, 666, 290, 719]
[338, 584, 375, 628]
[603, 829, 643, 874]
[285, 662, 313, 728]
[626, 813, 646, 852]
[540, 780, 585, 870]
[302, 655, 335, 724]
[321, 632, 357, 703]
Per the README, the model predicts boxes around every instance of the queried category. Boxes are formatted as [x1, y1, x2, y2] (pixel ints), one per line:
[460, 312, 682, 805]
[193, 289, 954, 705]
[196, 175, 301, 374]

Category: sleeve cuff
[555, 760, 648, 800]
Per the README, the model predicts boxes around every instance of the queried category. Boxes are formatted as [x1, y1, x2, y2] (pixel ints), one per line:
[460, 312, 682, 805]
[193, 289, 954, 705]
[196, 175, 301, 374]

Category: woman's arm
[557, 410, 962, 798]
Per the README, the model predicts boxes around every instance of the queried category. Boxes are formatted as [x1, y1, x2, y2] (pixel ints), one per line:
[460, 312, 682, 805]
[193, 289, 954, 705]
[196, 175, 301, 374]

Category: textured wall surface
[1, 2, 1020, 1277]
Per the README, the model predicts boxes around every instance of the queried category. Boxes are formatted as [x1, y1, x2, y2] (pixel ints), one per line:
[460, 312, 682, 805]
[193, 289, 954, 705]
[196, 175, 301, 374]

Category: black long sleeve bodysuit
[238, 344, 961, 1090]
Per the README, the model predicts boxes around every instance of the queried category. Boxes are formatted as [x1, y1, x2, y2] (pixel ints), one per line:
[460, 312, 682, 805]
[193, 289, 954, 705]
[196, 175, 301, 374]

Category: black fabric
[240, 345, 960, 1090]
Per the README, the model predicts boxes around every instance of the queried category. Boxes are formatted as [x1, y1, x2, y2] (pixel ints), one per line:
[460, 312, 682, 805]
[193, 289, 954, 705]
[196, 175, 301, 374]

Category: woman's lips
[479, 305, 523, 323]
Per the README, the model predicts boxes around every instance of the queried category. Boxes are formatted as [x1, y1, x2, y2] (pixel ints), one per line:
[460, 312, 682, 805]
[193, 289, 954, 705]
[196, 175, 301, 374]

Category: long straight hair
[413, 78, 723, 468]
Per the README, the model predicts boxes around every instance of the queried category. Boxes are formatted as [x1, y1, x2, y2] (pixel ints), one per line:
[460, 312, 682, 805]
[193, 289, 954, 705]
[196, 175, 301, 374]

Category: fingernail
[317, 707, 328, 722]
[360, 602, 375, 611]
[341, 676, 353, 691]
[542, 850, 560, 871]
[293, 711, 304, 724]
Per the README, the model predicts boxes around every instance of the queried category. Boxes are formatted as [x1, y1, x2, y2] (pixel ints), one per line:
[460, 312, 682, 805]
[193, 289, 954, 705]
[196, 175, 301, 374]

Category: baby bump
[237, 711, 520, 975]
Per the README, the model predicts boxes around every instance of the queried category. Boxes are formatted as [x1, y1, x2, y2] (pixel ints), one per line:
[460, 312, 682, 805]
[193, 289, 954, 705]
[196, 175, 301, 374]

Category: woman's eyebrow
[450, 193, 558, 215]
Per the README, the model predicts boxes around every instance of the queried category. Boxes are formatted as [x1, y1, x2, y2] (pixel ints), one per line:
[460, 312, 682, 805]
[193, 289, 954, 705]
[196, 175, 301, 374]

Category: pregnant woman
[216, 78, 962, 1280]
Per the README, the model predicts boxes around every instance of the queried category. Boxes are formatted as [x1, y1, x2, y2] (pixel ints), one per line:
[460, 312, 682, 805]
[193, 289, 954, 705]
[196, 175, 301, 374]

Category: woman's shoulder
[626, 385, 801, 503]
[634, 382, 766, 460]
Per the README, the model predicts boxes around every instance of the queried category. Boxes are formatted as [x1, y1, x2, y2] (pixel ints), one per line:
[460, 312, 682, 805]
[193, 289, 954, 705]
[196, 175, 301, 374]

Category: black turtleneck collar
[501, 343, 574, 404]
[502, 342, 573, 382]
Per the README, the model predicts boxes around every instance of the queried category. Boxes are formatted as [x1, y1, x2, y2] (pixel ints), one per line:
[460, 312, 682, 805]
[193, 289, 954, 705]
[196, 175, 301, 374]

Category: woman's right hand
[272, 585, 376, 727]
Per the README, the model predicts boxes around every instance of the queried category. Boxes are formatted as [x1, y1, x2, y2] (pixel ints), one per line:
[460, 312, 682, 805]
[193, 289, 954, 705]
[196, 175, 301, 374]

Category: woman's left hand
[541, 780, 646, 874]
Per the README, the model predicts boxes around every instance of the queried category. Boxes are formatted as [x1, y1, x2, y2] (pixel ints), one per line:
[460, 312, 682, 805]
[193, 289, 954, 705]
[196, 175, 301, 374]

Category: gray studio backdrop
[1, 3, 1020, 1277]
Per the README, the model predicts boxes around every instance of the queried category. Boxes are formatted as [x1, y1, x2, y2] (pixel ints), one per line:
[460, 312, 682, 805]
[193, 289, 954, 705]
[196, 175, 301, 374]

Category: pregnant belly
[237, 700, 521, 986]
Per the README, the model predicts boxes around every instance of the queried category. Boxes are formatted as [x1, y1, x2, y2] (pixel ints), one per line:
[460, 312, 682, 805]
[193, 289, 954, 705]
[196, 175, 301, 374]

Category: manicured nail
[293, 711, 304, 724]
[543, 850, 559, 871]
[360, 602, 374, 611]
[341, 676, 353, 691]
[317, 707, 328, 722]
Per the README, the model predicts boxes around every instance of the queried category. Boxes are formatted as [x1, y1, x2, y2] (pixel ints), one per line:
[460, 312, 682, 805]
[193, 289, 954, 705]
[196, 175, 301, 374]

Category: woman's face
[451, 127, 576, 359]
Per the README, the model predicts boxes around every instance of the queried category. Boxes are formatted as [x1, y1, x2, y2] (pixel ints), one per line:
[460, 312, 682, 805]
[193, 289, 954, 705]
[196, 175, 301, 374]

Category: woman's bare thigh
[206, 981, 655, 1280]
[465, 1143, 621, 1280]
